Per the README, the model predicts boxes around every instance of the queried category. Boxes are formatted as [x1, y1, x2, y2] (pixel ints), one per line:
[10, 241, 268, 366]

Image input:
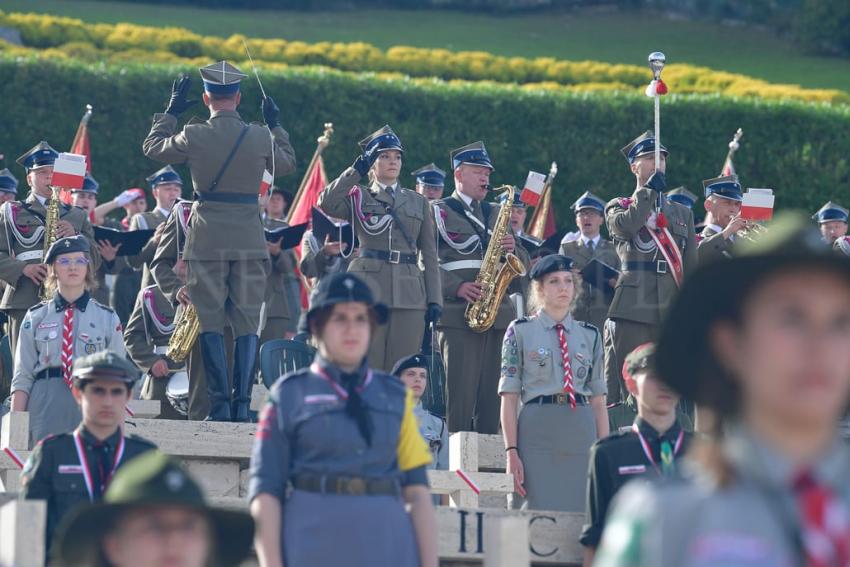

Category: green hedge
[0, 55, 848, 223]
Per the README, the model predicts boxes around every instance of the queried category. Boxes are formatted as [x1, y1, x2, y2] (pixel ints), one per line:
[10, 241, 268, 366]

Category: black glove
[165, 74, 197, 117]
[261, 96, 280, 129]
[352, 155, 370, 177]
[645, 170, 667, 193]
[425, 303, 442, 324]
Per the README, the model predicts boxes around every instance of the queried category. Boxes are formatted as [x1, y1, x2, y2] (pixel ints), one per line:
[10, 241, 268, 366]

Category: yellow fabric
[397, 388, 432, 471]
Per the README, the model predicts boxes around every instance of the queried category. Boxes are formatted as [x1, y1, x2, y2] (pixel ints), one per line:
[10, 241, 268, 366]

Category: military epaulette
[591, 427, 636, 449]
[514, 316, 532, 325]
[124, 434, 157, 448]
[578, 320, 600, 334]
[90, 298, 116, 313]
[26, 300, 50, 314]
[186, 116, 204, 125]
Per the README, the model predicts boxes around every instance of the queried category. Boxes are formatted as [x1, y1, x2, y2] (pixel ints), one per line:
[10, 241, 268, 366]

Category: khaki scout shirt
[0, 194, 100, 310]
[318, 169, 441, 310]
[605, 187, 697, 325]
[498, 311, 604, 403]
[142, 110, 296, 261]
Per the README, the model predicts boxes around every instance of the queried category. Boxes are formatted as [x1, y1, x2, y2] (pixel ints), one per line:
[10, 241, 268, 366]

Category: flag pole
[526, 161, 557, 240]
[287, 123, 333, 224]
[721, 128, 743, 176]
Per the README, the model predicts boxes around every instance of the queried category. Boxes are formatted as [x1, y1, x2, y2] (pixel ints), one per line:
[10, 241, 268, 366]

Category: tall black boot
[231, 334, 259, 422]
[199, 331, 231, 422]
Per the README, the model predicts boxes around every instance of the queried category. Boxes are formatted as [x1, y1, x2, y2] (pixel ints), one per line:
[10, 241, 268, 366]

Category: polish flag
[520, 171, 546, 206]
[51, 153, 87, 190]
[740, 188, 774, 221]
[259, 169, 273, 197]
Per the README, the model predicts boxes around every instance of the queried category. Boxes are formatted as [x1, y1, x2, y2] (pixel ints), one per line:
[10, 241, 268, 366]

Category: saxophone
[465, 185, 527, 333]
[166, 302, 200, 363]
[39, 186, 61, 301]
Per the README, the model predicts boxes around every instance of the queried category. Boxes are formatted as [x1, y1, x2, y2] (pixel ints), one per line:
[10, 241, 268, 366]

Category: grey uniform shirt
[12, 292, 126, 395]
[595, 424, 850, 567]
[498, 311, 605, 403]
[413, 401, 448, 470]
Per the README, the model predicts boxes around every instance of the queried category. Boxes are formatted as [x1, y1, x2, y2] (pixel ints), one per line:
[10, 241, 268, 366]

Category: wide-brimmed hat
[305, 272, 388, 327]
[53, 451, 254, 567]
[656, 212, 850, 407]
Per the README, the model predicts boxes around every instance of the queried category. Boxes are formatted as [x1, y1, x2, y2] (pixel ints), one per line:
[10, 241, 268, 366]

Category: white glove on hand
[114, 189, 139, 207]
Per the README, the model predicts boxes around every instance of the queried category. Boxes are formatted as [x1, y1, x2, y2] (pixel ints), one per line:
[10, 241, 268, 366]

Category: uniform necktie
[61, 304, 75, 387]
[91, 442, 110, 499]
[660, 440, 675, 475]
[587, 239, 595, 254]
[794, 471, 850, 567]
[553, 323, 576, 409]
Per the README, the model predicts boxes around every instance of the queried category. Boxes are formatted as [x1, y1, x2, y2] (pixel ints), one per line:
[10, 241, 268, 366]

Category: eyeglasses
[55, 257, 90, 267]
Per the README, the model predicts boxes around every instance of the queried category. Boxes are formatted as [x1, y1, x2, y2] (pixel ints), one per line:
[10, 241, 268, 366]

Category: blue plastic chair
[259, 338, 316, 389]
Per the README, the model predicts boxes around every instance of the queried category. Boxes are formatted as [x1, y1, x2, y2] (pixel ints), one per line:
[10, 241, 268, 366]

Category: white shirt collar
[35, 193, 47, 206]
[457, 192, 474, 208]
[706, 223, 724, 234]
[376, 181, 397, 193]
[581, 234, 601, 247]
[156, 206, 171, 219]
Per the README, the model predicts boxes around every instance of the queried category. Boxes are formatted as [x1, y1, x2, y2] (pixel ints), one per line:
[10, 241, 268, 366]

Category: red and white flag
[721, 155, 736, 177]
[259, 169, 273, 197]
[52, 153, 87, 190]
[288, 155, 329, 308]
[741, 188, 774, 221]
[520, 171, 546, 207]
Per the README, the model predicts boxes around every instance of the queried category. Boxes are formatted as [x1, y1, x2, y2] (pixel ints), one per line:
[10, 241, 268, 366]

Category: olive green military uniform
[21, 425, 156, 555]
[260, 216, 294, 343]
[697, 224, 734, 265]
[122, 208, 170, 299]
[142, 110, 296, 336]
[0, 194, 100, 365]
[433, 191, 518, 433]
[299, 229, 352, 307]
[561, 237, 620, 330]
[123, 285, 185, 420]
[604, 188, 696, 422]
[318, 171, 442, 371]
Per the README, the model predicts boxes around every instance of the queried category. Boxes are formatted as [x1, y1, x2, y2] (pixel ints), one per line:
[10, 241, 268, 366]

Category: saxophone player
[432, 141, 518, 434]
[0, 142, 99, 361]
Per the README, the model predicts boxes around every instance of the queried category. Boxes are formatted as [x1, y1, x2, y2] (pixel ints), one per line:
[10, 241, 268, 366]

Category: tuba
[166, 302, 200, 363]
[39, 186, 61, 301]
[465, 185, 527, 333]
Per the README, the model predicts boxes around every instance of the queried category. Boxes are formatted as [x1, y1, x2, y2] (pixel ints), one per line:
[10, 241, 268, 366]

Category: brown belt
[292, 474, 401, 497]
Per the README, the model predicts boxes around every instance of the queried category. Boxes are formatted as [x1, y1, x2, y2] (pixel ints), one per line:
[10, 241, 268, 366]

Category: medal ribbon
[72, 429, 125, 501]
[632, 423, 683, 476]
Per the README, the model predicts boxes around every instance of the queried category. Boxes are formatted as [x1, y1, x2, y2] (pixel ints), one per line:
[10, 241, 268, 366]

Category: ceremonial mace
[647, 51, 666, 212]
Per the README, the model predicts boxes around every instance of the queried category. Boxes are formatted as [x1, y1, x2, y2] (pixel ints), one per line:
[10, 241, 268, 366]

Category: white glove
[113, 189, 139, 207]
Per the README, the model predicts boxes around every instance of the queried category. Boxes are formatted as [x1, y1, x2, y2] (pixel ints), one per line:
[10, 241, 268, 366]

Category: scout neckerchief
[632, 422, 684, 476]
[310, 362, 374, 400]
[553, 323, 577, 409]
[794, 471, 850, 567]
[645, 207, 684, 287]
[60, 300, 76, 388]
[72, 428, 126, 501]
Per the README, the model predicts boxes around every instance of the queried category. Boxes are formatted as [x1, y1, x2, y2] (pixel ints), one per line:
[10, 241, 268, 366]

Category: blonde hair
[44, 252, 98, 297]
[527, 271, 582, 314]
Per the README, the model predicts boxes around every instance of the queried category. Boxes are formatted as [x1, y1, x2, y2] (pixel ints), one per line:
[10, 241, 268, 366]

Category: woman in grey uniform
[499, 254, 609, 512]
[249, 272, 437, 567]
[596, 213, 850, 567]
[10, 235, 125, 445]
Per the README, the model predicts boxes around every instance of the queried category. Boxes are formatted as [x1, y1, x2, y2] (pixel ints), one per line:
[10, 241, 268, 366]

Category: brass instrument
[166, 302, 200, 363]
[39, 186, 61, 301]
[465, 185, 527, 333]
[735, 219, 767, 241]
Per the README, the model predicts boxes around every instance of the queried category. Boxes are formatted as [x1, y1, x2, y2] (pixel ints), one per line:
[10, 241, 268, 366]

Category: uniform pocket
[523, 348, 556, 392]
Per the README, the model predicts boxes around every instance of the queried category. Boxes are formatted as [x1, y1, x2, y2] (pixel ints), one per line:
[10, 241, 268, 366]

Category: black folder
[264, 222, 309, 250]
[311, 207, 358, 248]
[93, 226, 155, 256]
[580, 258, 621, 289]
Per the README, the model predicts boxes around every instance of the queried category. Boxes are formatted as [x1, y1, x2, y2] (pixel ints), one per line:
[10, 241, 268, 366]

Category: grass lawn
[4, 0, 850, 93]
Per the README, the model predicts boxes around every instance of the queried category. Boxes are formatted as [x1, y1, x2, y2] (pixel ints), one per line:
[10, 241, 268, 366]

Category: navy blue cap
[45, 235, 91, 265]
[621, 131, 668, 165]
[0, 168, 18, 195]
[146, 165, 183, 188]
[16, 141, 59, 171]
[411, 163, 446, 187]
[813, 201, 849, 224]
[306, 272, 388, 327]
[199, 61, 247, 95]
[571, 191, 605, 214]
[499, 188, 525, 208]
[359, 125, 404, 158]
[391, 353, 429, 377]
[702, 175, 743, 202]
[667, 187, 698, 209]
[450, 141, 494, 171]
[528, 254, 574, 281]
[72, 174, 99, 195]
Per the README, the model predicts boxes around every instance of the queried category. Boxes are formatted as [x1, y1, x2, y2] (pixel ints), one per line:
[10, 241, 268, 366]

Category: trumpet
[735, 219, 767, 241]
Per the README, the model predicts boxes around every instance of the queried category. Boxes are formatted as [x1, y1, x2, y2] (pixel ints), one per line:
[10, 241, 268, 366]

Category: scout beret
[306, 273, 388, 326]
[72, 350, 139, 387]
[621, 342, 656, 383]
[528, 254, 574, 281]
[391, 353, 429, 377]
[45, 235, 90, 265]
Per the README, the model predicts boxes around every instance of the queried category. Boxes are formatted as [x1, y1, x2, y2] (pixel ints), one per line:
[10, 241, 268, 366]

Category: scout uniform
[596, 215, 850, 567]
[53, 451, 254, 567]
[560, 191, 620, 330]
[11, 236, 125, 445]
[432, 141, 517, 434]
[123, 284, 186, 420]
[261, 209, 294, 343]
[143, 61, 297, 422]
[581, 344, 692, 551]
[0, 141, 100, 360]
[318, 125, 442, 371]
[20, 351, 156, 554]
[249, 273, 432, 567]
[696, 175, 743, 265]
[604, 132, 696, 423]
[411, 162, 447, 202]
[498, 255, 605, 512]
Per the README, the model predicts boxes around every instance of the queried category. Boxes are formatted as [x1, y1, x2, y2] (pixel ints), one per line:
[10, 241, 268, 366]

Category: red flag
[288, 155, 327, 227]
[64, 105, 92, 205]
[527, 188, 557, 240]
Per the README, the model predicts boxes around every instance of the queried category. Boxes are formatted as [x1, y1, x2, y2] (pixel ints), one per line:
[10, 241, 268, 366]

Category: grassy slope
[4, 0, 850, 93]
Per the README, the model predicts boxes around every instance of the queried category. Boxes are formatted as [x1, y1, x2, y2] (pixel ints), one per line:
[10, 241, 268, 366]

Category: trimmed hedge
[0, 10, 847, 104]
[1, 55, 848, 224]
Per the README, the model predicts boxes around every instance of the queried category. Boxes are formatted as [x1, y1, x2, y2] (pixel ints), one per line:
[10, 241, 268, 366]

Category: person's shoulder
[576, 319, 601, 337]
[271, 366, 313, 395]
[25, 300, 50, 315]
[373, 370, 407, 396]
[125, 434, 158, 450]
[605, 195, 634, 213]
[90, 298, 116, 314]
[36, 431, 72, 450]
[592, 428, 638, 453]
